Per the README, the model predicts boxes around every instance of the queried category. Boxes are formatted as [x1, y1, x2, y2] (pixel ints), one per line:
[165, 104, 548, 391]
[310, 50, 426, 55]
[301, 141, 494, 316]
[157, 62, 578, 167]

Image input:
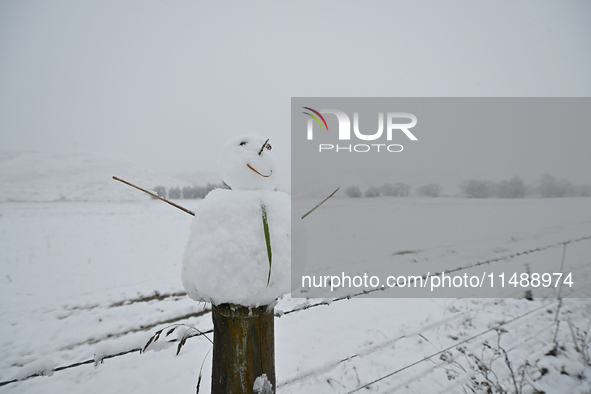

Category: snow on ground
[0, 193, 590, 393]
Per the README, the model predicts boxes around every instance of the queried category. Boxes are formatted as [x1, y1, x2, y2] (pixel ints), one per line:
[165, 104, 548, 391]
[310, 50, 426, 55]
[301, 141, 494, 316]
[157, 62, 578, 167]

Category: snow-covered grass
[1, 194, 590, 393]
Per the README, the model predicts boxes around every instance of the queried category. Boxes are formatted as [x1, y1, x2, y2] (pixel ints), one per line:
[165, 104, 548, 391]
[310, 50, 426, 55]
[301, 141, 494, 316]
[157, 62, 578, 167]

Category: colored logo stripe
[302, 107, 329, 131]
[302, 112, 324, 130]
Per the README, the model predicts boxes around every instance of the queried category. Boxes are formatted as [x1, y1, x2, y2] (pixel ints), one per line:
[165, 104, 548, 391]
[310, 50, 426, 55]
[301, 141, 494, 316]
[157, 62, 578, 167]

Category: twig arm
[301, 187, 340, 219]
[112, 176, 195, 217]
[113, 176, 336, 220]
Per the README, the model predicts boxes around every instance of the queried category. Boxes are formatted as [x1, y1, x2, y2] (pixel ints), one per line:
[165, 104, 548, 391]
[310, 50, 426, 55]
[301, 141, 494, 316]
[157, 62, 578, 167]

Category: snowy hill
[0, 150, 221, 202]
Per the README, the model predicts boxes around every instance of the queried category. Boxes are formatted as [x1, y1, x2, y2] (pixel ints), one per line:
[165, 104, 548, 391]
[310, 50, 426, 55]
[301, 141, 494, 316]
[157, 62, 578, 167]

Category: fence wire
[345, 300, 557, 393]
[0, 329, 213, 388]
[280, 280, 591, 392]
[344, 281, 591, 394]
[1, 235, 589, 388]
[276, 235, 591, 317]
[276, 297, 509, 390]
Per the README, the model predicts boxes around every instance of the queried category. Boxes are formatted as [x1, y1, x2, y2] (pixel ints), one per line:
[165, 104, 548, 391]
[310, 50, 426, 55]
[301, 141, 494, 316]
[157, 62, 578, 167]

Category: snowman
[181, 134, 292, 307]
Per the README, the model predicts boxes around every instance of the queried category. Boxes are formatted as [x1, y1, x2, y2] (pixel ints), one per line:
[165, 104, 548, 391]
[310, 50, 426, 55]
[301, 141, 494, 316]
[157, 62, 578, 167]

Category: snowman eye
[239, 141, 247, 146]
[266, 144, 272, 150]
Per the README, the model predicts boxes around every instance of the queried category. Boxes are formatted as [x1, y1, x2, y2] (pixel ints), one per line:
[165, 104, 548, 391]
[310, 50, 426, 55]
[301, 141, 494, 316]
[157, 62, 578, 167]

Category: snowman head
[220, 134, 278, 190]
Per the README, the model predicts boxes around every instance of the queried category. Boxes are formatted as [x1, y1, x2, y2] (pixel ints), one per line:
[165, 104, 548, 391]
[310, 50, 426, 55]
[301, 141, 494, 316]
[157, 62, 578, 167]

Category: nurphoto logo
[302, 107, 418, 153]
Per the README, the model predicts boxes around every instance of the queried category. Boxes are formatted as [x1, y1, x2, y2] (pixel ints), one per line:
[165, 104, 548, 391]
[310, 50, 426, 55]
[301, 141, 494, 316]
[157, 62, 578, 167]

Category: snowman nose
[258, 139, 270, 155]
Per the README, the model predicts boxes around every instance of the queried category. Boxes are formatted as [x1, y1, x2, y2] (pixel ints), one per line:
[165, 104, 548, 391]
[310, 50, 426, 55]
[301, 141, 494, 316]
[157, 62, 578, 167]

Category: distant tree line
[151, 183, 228, 200]
[344, 182, 442, 198]
[459, 174, 591, 198]
[343, 174, 591, 199]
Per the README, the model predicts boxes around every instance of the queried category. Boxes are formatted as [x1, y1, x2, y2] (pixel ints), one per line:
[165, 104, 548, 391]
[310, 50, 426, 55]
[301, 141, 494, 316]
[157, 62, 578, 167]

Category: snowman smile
[247, 164, 272, 178]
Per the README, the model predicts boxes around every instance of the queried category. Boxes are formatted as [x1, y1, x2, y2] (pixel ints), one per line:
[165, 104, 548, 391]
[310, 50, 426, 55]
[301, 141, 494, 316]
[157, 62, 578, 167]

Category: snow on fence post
[211, 303, 275, 394]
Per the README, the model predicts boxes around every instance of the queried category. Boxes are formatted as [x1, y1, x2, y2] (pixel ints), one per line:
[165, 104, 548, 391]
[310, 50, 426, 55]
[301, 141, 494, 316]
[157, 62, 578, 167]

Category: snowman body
[181, 134, 291, 307]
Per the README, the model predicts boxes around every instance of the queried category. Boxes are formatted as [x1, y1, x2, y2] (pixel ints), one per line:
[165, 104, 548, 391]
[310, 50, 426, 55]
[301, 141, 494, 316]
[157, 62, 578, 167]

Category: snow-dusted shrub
[182, 183, 227, 199]
[538, 174, 574, 198]
[416, 183, 442, 197]
[182, 185, 199, 199]
[496, 176, 526, 198]
[168, 186, 182, 199]
[364, 186, 381, 198]
[380, 182, 410, 197]
[344, 186, 362, 198]
[574, 184, 591, 197]
[459, 179, 495, 198]
[152, 185, 167, 199]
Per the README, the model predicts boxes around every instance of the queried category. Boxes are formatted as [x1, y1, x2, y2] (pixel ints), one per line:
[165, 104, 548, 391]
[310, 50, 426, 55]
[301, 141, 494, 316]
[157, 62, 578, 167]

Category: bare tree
[496, 176, 526, 198]
[182, 185, 199, 199]
[364, 186, 381, 198]
[168, 187, 182, 199]
[380, 182, 411, 197]
[344, 186, 362, 198]
[574, 184, 591, 197]
[539, 174, 573, 198]
[459, 179, 495, 198]
[416, 183, 442, 197]
[152, 185, 167, 199]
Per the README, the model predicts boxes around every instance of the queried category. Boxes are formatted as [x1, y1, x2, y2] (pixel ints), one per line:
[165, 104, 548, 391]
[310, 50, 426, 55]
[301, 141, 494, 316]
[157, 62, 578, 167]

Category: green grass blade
[261, 204, 272, 286]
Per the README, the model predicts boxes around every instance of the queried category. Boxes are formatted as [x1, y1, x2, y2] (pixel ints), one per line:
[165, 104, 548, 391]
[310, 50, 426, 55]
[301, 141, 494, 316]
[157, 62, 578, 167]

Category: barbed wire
[345, 300, 558, 393]
[276, 296, 511, 390]
[0, 329, 213, 388]
[383, 319, 559, 394]
[278, 293, 579, 390]
[1, 234, 589, 388]
[276, 234, 591, 317]
[277, 270, 591, 390]
[345, 281, 591, 393]
[417, 318, 565, 394]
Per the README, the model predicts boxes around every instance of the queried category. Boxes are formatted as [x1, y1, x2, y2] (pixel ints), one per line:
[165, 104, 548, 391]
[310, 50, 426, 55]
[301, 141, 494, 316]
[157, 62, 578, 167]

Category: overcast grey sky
[1, 1, 590, 190]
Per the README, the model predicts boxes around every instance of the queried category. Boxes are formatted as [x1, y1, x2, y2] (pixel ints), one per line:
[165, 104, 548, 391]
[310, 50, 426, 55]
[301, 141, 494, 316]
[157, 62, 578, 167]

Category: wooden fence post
[211, 303, 276, 394]
[552, 242, 568, 344]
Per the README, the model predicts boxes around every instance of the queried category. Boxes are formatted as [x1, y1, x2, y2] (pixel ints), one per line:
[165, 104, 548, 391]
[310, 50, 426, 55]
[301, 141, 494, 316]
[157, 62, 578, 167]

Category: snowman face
[220, 134, 279, 190]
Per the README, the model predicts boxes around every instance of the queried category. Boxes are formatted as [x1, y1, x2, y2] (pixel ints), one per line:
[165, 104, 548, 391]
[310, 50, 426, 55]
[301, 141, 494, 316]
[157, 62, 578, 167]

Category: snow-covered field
[1, 190, 590, 392]
[0, 150, 220, 203]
